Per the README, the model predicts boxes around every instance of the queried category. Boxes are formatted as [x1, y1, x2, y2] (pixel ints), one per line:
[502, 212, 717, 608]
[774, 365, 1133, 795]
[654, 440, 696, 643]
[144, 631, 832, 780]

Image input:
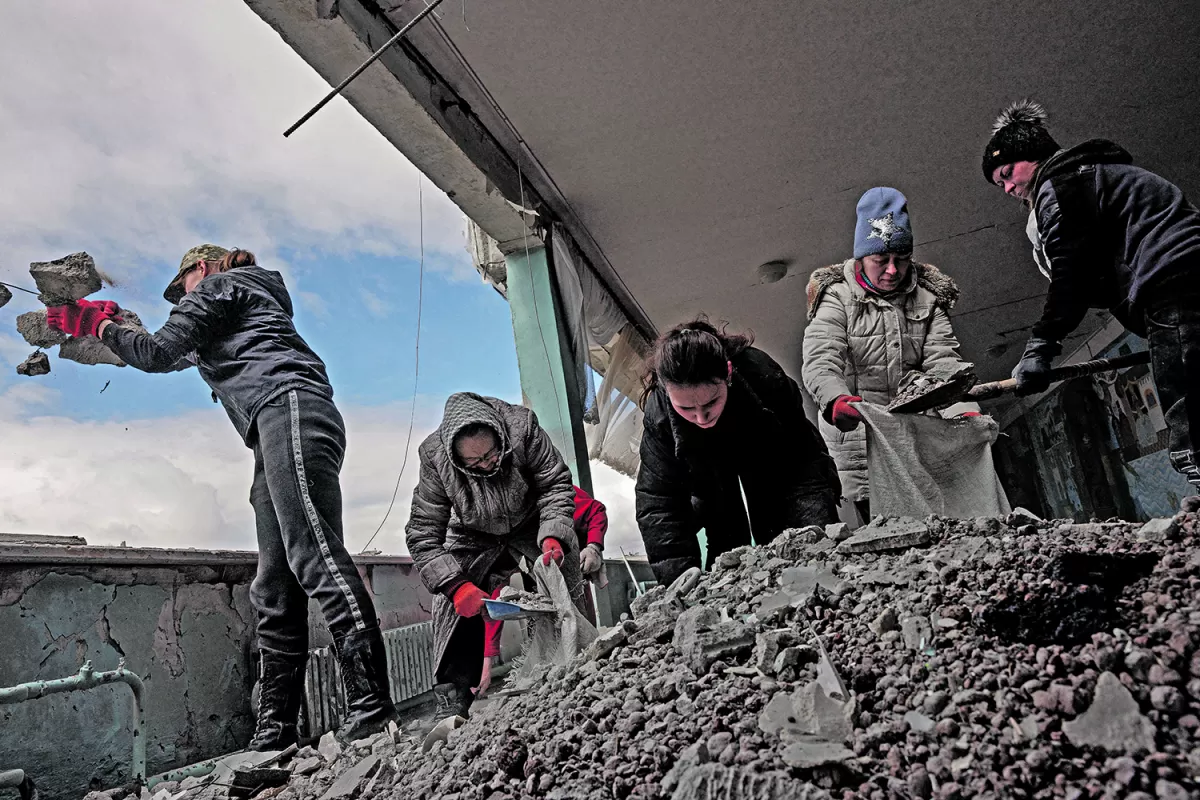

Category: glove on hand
[46, 299, 122, 338]
[451, 582, 487, 617]
[1012, 337, 1061, 397]
[579, 543, 604, 575]
[541, 537, 565, 566]
[830, 395, 864, 432]
[957, 411, 982, 418]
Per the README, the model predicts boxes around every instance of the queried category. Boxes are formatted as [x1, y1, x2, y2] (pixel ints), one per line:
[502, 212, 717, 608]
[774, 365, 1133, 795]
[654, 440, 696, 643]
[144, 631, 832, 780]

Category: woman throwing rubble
[635, 319, 840, 586]
[45, 245, 398, 749]
[405, 392, 587, 721]
[801, 187, 980, 522]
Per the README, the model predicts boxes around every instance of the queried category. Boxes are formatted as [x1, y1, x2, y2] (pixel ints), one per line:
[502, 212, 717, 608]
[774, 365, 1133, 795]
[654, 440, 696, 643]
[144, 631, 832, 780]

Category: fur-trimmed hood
[806, 261, 959, 321]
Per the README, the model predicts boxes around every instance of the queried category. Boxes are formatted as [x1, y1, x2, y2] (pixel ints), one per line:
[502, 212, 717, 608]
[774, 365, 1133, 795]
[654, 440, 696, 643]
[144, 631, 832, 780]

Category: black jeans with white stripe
[249, 389, 377, 654]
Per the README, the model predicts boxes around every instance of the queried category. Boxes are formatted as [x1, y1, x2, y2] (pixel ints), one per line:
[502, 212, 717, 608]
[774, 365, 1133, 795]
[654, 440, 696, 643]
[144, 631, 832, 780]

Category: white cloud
[297, 290, 331, 320]
[359, 290, 392, 319]
[0, 393, 643, 559]
[0, 0, 477, 304]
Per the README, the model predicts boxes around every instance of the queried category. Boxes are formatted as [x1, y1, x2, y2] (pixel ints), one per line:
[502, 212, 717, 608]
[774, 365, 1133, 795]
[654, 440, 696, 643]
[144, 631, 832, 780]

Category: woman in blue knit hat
[801, 187, 979, 521]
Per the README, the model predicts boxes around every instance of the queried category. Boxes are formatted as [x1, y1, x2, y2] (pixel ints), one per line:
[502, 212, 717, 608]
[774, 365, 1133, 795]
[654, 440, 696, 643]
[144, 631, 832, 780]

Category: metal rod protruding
[283, 0, 447, 137]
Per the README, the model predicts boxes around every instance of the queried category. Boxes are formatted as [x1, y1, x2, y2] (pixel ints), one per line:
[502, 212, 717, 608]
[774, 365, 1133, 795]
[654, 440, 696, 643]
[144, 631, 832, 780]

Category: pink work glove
[541, 537, 565, 566]
[46, 299, 122, 338]
[830, 395, 864, 432]
[957, 411, 982, 418]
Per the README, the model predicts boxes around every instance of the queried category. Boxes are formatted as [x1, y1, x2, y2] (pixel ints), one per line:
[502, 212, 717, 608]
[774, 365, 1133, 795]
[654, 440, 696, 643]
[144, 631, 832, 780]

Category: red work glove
[452, 582, 487, 617]
[541, 537, 565, 566]
[46, 299, 122, 338]
[957, 411, 982, 418]
[830, 395, 864, 432]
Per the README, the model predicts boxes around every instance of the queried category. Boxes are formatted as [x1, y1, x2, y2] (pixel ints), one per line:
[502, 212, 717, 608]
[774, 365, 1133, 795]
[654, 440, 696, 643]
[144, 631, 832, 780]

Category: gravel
[138, 510, 1200, 800]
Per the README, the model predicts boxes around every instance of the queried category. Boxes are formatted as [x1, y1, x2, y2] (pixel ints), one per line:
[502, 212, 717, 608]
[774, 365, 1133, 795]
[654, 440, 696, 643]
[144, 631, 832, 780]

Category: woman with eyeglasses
[44, 244, 398, 749]
[635, 318, 841, 586]
[802, 187, 979, 522]
[405, 391, 585, 721]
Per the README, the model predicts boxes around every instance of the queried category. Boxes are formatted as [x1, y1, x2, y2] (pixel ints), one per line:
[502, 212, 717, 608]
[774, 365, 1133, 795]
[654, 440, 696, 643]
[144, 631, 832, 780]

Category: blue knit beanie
[854, 187, 913, 259]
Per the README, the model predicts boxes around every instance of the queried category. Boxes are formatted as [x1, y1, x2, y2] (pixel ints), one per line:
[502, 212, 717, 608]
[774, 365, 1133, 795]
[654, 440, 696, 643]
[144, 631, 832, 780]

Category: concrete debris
[318, 754, 379, 800]
[17, 310, 69, 348]
[29, 252, 104, 305]
[16, 350, 50, 376]
[824, 522, 851, 542]
[229, 767, 290, 799]
[0, 284, 11, 309]
[106, 509, 1200, 800]
[1063, 671, 1157, 754]
[317, 730, 343, 763]
[1139, 516, 1180, 543]
[838, 516, 931, 554]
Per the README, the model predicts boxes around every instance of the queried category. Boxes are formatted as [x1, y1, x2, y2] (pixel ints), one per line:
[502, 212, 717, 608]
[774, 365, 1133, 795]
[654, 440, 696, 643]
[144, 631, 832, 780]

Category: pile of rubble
[128, 509, 1200, 800]
[7, 251, 145, 375]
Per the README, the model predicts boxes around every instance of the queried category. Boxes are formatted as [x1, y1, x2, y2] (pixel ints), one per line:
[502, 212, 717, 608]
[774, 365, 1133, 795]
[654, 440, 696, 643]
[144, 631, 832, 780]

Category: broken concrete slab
[754, 629, 797, 673]
[17, 310, 68, 348]
[825, 522, 851, 542]
[839, 517, 931, 554]
[779, 737, 855, 770]
[421, 715, 466, 753]
[675, 616, 755, 674]
[0, 284, 11, 309]
[291, 757, 322, 776]
[900, 615, 934, 652]
[1138, 517, 1179, 543]
[779, 565, 840, 597]
[16, 351, 50, 376]
[318, 731, 343, 763]
[1063, 671, 1156, 754]
[29, 252, 104, 305]
[318, 754, 379, 800]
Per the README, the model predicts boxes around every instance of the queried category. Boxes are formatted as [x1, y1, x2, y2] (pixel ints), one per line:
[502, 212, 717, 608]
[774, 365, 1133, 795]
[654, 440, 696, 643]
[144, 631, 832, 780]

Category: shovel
[483, 598, 557, 621]
[889, 351, 1150, 414]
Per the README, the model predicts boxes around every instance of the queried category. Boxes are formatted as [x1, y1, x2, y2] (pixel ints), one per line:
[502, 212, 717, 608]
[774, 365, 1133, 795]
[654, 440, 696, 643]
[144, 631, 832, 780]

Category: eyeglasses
[461, 446, 501, 469]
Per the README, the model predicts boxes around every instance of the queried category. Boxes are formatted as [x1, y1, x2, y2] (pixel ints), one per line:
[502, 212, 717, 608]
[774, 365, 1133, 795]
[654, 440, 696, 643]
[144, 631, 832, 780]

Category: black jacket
[635, 347, 840, 585]
[1031, 139, 1200, 342]
[102, 265, 332, 443]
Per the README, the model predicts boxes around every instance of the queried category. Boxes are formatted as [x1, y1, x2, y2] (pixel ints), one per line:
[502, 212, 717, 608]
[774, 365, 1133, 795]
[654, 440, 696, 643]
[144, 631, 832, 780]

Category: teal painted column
[505, 246, 593, 493]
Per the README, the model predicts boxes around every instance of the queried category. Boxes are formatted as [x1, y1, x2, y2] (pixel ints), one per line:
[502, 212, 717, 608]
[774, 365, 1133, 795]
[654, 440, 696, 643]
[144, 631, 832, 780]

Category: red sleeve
[483, 584, 504, 658]
[573, 486, 608, 548]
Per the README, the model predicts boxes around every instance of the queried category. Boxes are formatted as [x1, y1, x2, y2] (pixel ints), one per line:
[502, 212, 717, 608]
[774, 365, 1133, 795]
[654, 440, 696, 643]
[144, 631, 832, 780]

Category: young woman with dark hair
[46, 244, 398, 749]
[635, 318, 841, 585]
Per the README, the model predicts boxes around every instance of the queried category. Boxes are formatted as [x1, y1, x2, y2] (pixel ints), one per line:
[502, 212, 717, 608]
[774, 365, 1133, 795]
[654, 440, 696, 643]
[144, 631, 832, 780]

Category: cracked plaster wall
[0, 560, 433, 800]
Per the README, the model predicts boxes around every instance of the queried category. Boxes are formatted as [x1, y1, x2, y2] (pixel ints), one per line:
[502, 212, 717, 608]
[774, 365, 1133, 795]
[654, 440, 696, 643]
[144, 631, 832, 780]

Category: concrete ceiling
[400, 0, 1200, 389]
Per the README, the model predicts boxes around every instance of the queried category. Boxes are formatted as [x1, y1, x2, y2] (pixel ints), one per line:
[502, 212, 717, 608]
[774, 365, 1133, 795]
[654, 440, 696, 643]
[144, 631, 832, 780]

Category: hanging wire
[361, 175, 426, 553]
[0, 280, 39, 296]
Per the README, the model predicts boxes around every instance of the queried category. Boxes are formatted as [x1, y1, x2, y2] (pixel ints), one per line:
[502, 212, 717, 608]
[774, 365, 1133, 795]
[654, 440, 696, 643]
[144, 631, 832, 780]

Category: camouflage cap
[164, 244, 229, 304]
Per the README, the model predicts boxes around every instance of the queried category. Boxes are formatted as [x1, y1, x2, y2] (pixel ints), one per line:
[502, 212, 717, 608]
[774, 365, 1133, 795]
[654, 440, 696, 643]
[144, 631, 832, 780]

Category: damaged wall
[0, 547, 434, 800]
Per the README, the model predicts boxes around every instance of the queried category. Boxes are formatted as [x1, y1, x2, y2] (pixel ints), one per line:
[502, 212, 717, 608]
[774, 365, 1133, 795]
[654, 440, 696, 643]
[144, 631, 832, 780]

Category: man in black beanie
[983, 99, 1200, 502]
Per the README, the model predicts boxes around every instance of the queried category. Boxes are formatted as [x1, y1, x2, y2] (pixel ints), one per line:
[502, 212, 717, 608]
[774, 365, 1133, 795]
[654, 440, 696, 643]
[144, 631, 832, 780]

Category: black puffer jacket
[102, 265, 332, 443]
[635, 347, 840, 585]
[405, 393, 576, 597]
[1031, 139, 1200, 342]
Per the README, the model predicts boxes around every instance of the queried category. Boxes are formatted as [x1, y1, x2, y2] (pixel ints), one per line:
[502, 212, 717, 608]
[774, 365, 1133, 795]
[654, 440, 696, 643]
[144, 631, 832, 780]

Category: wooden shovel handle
[966, 351, 1151, 401]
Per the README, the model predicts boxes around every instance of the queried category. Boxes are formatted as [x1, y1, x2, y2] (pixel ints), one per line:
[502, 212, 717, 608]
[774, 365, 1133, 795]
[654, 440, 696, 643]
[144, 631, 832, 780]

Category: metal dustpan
[483, 598, 556, 621]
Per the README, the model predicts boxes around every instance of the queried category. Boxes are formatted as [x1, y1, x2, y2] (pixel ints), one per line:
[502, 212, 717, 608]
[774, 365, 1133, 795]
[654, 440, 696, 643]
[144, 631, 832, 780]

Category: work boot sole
[335, 706, 400, 745]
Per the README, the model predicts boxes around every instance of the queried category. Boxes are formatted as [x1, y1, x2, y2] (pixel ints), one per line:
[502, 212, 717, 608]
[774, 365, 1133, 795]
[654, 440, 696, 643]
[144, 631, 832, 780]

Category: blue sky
[0, 0, 639, 554]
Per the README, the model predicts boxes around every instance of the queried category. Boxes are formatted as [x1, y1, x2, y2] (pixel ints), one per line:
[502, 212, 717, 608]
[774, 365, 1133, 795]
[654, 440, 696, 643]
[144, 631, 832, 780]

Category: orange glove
[452, 582, 487, 617]
[541, 537, 564, 566]
[830, 395, 864, 432]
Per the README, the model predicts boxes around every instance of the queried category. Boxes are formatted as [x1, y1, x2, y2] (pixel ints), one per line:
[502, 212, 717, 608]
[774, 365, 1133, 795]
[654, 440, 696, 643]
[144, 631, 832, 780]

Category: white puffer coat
[801, 260, 977, 501]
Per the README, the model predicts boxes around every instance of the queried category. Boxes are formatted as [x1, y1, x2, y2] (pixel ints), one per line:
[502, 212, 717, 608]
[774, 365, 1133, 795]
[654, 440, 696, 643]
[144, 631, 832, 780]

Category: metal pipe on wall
[0, 660, 147, 783]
